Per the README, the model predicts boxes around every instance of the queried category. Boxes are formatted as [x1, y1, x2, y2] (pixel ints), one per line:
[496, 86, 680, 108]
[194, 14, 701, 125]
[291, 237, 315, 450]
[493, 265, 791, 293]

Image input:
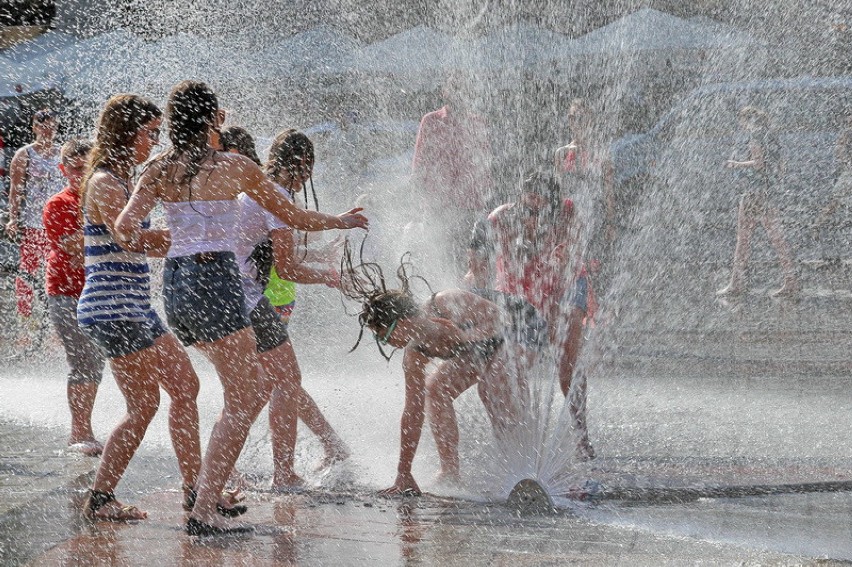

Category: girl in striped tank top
[78, 95, 221, 523]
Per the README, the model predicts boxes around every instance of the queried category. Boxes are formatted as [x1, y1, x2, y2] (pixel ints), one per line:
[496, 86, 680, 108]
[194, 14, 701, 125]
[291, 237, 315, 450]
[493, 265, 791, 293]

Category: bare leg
[718, 199, 757, 295]
[190, 327, 269, 529]
[68, 381, 99, 447]
[476, 352, 524, 438]
[298, 389, 349, 468]
[152, 333, 202, 491]
[762, 207, 799, 295]
[426, 358, 479, 480]
[556, 306, 585, 398]
[90, 347, 161, 520]
[261, 339, 304, 489]
[552, 304, 593, 460]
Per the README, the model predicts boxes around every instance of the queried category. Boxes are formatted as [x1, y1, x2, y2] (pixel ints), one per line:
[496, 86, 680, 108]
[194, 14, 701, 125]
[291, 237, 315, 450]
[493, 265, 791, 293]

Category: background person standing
[5, 109, 64, 318]
[43, 139, 105, 456]
[411, 73, 493, 281]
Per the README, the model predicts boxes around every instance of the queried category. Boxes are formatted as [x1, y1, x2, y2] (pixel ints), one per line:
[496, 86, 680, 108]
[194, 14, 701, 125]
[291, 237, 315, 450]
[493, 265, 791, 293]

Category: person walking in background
[412, 72, 493, 280]
[554, 99, 617, 258]
[717, 106, 799, 298]
[5, 109, 64, 319]
[43, 139, 105, 456]
[814, 118, 852, 271]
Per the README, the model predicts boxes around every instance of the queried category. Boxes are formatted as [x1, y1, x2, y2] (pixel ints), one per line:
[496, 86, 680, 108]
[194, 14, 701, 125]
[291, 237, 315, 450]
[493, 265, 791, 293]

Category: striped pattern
[77, 221, 155, 326]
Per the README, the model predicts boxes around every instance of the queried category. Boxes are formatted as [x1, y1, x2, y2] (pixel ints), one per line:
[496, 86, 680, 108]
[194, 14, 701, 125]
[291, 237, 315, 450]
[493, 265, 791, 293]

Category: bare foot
[378, 486, 421, 497]
[271, 474, 305, 494]
[433, 469, 461, 487]
[68, 440, 103, 457]
[716, 283, 743, 297]
[87, 496, 147, 522]
[769, 281, 800, 298]
[316, 443, 351, 471]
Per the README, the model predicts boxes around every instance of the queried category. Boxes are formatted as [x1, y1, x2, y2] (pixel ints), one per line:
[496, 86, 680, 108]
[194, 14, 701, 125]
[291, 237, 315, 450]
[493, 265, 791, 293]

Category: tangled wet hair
[82, 94, 161, 214]
[265, 129, 314, 177]
[161, 80, 219, 186]
[340, 239, 423, 360]
[220, 126, 261, 166]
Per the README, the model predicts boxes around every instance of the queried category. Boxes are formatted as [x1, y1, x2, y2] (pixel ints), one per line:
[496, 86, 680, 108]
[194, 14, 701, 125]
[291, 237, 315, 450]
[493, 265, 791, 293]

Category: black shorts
[249, 296, 289, 354]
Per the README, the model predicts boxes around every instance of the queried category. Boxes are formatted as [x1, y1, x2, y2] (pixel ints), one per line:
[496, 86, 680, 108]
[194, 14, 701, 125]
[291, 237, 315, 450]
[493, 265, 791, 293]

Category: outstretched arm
[4, 148, 28, 239]
[271, 227, 338, 287]
[240, 158, 368, 232]
[379, 348, 429, 496]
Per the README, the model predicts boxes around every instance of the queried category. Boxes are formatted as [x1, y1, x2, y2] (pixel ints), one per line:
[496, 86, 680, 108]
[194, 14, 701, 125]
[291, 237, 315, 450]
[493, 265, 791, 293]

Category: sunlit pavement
[10, 486, 810, 566]
[0, 418, 827, 566]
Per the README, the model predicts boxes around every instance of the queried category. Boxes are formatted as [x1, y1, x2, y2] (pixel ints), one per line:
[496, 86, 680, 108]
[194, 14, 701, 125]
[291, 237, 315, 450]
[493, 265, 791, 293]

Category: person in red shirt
[43, 139, 105, 456]
[411, 73, 493, 279]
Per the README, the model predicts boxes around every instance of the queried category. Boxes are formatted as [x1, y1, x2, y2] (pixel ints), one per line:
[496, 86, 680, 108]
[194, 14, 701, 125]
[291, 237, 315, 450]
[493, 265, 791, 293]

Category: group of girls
[79, 80, 367, 536]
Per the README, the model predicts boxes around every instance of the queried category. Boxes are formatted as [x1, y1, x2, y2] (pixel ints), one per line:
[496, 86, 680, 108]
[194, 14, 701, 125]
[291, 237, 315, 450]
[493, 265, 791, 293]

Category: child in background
[43, 139, 105, 456]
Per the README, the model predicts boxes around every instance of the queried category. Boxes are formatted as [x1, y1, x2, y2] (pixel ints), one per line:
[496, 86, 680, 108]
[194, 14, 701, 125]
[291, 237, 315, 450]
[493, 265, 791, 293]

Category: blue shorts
[248, 296, 289, 354]
[163, 252, 251, 347]
[563, 274, 589, 314]
[80, 312, 168, 359]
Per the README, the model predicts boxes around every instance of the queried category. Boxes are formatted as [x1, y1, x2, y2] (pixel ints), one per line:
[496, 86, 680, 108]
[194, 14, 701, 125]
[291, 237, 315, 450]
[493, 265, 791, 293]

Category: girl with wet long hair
[341, 247, 541, 495]
[228, 128, 349, 487]
[116, 81, 367, 536]
[78, 94, 206, 522]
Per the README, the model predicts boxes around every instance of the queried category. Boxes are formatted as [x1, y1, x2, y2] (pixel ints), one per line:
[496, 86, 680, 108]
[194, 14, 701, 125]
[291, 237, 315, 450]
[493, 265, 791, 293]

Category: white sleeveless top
[163, 200, 241, 257]
[21, 144, 63, 229]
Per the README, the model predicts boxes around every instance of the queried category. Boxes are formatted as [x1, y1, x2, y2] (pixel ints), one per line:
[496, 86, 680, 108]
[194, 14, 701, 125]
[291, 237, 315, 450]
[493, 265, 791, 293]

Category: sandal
[185, 517, 254, 537]
[85, 490, 147, 522]
[183, 485, 248, 518]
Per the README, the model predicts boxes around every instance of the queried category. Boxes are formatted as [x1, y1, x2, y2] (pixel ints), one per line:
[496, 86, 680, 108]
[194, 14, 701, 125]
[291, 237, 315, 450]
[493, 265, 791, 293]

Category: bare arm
[86, 172, 152, 254]
[136, 228, 171, 258]
[115, 170, 160, 244]
[57, 229, 83, 265]
[379, 348, 429, 496]
[241, 161, 368, 232]
[464, 248, 490, 289]
[5, 148, 28, 237]
[270, 227, 338, 287]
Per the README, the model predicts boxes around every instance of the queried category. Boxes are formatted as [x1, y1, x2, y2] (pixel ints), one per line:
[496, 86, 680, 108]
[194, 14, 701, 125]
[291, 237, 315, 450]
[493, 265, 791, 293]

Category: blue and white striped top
[77, 218, 156, 326]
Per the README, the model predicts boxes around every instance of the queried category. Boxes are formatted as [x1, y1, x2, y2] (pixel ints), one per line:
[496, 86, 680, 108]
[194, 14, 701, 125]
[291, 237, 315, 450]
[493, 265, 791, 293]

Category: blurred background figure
[717, 105, 799, 298]
[411, 72, 493, 283]
[5, 109, 63, 320]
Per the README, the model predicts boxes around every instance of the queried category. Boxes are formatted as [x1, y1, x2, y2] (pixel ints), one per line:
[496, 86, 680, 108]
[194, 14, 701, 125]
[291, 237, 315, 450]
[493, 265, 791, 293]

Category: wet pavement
[0, 417, 842, 566]
[4, 291, 852, 564]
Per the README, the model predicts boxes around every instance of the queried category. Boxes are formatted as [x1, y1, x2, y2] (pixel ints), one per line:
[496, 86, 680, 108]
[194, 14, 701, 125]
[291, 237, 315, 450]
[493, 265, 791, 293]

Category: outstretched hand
[338, 207, 369, 230]
[378, 472, 422, 498]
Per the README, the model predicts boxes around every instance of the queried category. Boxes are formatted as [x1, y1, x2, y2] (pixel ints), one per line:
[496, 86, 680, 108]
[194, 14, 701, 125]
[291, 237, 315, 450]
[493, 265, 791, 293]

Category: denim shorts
[163, 252, 251, 347]
[249, 296, 289, 354]
[562, 274, 589, 314]
[80, 312, 168, 359]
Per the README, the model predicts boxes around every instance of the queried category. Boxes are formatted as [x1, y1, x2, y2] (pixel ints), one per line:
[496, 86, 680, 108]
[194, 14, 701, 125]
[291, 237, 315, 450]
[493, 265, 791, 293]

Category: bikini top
[412, 293, 504, 360]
